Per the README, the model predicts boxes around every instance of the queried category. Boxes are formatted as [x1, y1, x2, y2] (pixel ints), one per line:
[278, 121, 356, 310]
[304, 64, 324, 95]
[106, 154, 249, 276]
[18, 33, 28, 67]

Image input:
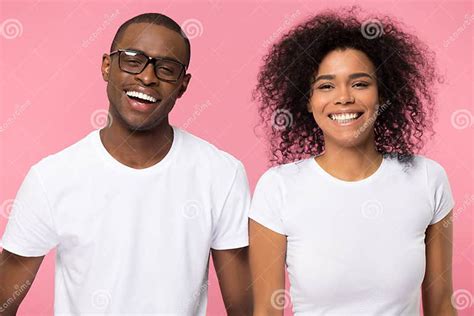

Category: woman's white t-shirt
[249, 155, 455, 315]
[1, 126, 250, 315]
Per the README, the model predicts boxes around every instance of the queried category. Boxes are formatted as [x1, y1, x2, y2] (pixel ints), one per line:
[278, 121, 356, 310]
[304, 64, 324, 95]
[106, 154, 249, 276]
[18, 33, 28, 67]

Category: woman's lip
[327, 111, 364, 116]
[328, 112, 365, 126]
[126, 95, 160, 113]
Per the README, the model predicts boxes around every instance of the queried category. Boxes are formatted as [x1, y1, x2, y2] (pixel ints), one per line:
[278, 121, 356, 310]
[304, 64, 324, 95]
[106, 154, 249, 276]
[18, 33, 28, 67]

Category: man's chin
[123, 117, 167, 133]
[110, 105, 169, 133]
[127, 125, 155, 133]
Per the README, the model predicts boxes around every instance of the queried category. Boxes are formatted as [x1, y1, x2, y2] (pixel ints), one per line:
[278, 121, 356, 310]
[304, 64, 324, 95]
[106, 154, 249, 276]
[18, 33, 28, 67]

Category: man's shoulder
[33, 130, 97, 173]
[176, 127, 243, 171]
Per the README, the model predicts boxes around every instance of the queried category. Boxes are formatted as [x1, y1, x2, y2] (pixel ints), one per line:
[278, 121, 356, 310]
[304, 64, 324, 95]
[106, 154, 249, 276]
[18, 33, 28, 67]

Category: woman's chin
[325, 132, 373, 149]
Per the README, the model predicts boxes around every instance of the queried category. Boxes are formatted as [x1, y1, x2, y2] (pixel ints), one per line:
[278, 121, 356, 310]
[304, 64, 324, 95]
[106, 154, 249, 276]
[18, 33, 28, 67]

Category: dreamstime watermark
[0, 18, 23, 39]
[360, 199, 383, 219]
[181, 18, 203, 39]
[208, 0, 223, 11]
[82, 9, 120, 48]
[182, 200, 202, 219]
[271, 109, 293, 131]
[90, 109, 112, 129]
[181, 100, 212, 129]
[353, 100, 391, 139]
[451, 109, 473, 130]
[270, 289, 291, 310]
[360, 19, 384, 39]
[191, 281, 209, 304]
[451, 289, 473, 310]
[442, 194, 474, 228]
[0, 281, 31, 312]
[0, 100, 32, 133]
[91, 289, 111, 310]
[180, 281, 210, 313]
[261, 10, 301, 51]
[1, 199, 18, 219]
[444, 13, 474, 48]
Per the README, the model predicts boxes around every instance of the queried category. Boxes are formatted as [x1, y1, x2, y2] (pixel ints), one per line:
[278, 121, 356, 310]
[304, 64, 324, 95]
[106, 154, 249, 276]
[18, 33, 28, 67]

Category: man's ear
[177, 73, 192, 98]
[101, 53, 111, 82]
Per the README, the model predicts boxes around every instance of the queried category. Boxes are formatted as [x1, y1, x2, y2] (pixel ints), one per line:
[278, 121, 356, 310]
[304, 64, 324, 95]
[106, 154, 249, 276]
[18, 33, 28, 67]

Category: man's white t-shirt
[1, 126, 250, 315]
[249, 155, 455, 316]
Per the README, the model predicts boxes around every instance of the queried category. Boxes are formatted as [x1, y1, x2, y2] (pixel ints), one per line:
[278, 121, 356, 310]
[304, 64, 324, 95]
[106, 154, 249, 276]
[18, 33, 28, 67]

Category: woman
[249, 7, 456, 316]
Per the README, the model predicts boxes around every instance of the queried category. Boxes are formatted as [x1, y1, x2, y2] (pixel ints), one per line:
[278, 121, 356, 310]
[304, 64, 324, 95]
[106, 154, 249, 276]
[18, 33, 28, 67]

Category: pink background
[0, 0, 472, 315]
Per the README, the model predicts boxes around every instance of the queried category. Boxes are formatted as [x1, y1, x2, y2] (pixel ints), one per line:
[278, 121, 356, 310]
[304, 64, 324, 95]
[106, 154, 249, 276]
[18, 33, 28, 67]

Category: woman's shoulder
[384, 154, 449, 180]
[260, 157, 313, 179]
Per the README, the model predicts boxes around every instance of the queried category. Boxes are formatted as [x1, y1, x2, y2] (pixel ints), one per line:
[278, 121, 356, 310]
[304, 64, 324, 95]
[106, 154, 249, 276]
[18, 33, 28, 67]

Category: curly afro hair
[254, 6, 441, 166]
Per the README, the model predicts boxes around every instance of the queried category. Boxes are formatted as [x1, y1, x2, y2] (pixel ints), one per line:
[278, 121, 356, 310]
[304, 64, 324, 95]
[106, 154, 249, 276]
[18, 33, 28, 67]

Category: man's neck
[99, 119, 174, 170]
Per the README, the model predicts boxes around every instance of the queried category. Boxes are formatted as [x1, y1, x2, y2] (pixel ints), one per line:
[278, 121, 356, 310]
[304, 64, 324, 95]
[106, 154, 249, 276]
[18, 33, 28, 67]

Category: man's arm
[422, 210, 457, 316]
[0, 249, 44, 315]
[211, 247, 252, 316]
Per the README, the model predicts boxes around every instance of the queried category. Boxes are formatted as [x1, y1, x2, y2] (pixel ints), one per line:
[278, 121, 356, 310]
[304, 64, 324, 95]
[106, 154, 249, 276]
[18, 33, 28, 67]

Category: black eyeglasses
[110, 49, 187, 83]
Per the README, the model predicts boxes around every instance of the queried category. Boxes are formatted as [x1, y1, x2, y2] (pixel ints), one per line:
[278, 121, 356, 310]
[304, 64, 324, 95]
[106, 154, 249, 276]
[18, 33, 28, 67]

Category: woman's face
[308, 48, 381, 149]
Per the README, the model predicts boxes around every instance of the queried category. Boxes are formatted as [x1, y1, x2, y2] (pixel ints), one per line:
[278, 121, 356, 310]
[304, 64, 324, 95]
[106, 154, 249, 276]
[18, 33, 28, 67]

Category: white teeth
[330, 112, 361, 121]
[126, 91, 157, 103]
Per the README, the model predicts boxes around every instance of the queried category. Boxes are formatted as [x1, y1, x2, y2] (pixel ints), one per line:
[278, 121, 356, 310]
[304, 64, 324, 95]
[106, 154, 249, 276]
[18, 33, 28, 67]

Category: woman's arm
[249, 219, 287, 316]
[422, 210, 457, 316]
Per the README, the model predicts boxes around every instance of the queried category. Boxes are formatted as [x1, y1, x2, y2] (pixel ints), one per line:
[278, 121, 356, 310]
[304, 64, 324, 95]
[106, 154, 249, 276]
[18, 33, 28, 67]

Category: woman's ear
[376, 98, 390, 116]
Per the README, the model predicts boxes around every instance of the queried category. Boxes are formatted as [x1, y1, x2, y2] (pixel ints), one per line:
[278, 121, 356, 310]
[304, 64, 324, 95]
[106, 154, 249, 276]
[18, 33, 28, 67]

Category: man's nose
[136, 63, 159, 86]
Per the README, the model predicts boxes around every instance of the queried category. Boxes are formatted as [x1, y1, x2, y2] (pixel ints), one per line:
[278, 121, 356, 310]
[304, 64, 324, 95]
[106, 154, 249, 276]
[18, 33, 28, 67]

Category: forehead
[317, 48, 375, 74]
[117, 23, 187, 63]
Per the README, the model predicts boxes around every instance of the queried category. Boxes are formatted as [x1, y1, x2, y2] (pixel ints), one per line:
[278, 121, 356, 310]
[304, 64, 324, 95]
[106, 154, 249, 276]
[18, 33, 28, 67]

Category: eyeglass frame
[109, 48, 188, 83]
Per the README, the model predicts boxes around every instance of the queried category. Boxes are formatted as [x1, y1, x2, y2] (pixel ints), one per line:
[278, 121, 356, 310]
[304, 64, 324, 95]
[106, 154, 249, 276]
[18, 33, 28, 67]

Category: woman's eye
[318, 84, 333, 90]
[353, 82, 369, 88]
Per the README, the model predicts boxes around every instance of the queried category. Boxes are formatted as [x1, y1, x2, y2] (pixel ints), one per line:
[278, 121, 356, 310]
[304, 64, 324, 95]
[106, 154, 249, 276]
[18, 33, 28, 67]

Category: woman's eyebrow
[314, 72, 374, 82]
[348, 72, 374, 80]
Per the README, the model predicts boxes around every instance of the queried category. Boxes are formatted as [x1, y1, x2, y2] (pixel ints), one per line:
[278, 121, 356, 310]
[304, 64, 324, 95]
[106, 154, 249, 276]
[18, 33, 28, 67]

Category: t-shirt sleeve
[1, 166, 58, 256]
[426, 159, 455, 225]
[211, 162, 250, 250]
[249, 168, 286, 235]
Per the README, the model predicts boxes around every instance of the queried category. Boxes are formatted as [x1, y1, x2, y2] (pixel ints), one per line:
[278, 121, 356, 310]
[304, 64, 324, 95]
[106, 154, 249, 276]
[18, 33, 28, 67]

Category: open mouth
[125, 90, 161, 112]
[328, 112, 364, 124]
[126, 90, 159, 103]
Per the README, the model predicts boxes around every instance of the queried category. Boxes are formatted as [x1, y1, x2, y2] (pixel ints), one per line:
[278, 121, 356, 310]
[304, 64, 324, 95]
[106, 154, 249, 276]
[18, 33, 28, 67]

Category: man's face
[101, 23, 191, 132]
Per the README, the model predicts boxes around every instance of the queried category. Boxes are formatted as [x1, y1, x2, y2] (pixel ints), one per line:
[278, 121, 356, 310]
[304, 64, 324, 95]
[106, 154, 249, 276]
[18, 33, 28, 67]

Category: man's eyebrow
[120, 47, 145, 54]
[122, 47, 183, 63]
[314, 72, 374, 82]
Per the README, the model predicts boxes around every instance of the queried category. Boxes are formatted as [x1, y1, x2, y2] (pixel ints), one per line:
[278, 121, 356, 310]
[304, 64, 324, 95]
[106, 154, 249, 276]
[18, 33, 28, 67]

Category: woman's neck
[315, 139, 383, 182]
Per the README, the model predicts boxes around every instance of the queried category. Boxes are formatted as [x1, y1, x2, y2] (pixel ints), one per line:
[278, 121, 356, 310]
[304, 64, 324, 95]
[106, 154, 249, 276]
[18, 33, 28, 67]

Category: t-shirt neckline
[309, 154, 387, 185]
[91, 125, 180, 174]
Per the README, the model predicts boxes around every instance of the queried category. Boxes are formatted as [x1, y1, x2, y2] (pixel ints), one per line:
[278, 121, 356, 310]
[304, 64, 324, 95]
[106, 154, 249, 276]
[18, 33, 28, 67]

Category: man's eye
[126, 60, 142, 65]
[157, 67, 177, 75]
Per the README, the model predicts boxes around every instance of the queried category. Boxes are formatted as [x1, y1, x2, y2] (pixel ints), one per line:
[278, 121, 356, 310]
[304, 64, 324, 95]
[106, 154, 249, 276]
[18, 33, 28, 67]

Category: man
[0, 13, 252, 315]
